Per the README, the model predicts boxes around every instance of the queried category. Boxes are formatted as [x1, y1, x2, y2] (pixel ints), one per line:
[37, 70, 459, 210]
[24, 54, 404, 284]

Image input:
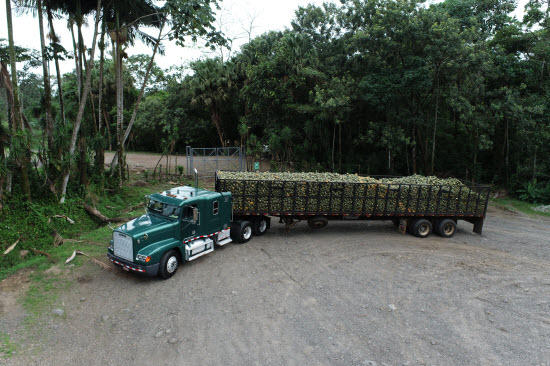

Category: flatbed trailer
[215, 173, 491, 237]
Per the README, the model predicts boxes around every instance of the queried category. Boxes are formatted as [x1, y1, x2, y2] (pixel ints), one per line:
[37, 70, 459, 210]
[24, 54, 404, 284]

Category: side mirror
[192, 207, 199, 223]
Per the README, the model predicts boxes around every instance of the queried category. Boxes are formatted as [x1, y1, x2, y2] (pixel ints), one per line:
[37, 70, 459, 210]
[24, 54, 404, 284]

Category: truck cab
[107, 186, 235, 278]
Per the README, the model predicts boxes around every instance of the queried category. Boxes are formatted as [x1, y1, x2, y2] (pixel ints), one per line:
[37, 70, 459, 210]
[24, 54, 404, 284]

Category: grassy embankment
[0, 176, 192, 280]
[490, 197, 550, 217]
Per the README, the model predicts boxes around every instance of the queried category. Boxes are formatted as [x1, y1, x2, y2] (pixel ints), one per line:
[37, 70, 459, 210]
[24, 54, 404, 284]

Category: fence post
[239, 146, 243, 171]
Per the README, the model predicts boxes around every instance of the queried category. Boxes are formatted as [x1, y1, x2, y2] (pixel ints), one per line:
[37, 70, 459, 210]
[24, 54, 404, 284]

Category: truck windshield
[146, 199, 181, 219]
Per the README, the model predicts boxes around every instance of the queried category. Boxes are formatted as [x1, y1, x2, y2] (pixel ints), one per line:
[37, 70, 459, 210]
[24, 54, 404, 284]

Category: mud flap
[398, 219, 407, 235]
[473, 218, 484, 235]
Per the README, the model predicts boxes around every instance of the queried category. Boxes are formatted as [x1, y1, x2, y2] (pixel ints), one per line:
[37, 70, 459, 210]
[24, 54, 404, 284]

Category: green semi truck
[107, 183, 261, 279]
[108, 171, 490, 279]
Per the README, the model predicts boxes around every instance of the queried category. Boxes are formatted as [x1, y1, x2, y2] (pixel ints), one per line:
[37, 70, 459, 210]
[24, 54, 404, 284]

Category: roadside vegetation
[491, 197, 550, 218]
[0, 175, 188, 281]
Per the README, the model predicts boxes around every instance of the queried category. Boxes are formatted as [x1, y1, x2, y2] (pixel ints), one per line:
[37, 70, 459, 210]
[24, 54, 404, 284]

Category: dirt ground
[104, 151, 256, 177]
[104, 151, 184, 172]
[1, 205, 550, 366]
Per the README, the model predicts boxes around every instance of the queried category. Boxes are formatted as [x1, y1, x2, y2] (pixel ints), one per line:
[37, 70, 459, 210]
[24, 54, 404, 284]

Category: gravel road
[103, 151, 245, 176]
[2, 206, 550, 366]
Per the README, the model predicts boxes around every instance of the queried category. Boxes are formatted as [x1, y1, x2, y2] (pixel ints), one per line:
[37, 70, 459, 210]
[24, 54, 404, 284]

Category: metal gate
[186, 146, 245, 177]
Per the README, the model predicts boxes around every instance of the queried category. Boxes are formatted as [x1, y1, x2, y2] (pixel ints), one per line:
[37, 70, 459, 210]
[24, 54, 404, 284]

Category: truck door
[181, 204, 200, 240]
[210, 199, 220, 231]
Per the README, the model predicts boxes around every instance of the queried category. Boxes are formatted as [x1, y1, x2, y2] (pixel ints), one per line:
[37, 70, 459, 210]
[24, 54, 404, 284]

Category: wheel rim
[312, 219, 326, 228]
[243, 226, 252, 240]
[443, 223, 454, 235]
[166, 256, 178, 274]
[418, 223, 430, 236]
[259, 219, 267, 232]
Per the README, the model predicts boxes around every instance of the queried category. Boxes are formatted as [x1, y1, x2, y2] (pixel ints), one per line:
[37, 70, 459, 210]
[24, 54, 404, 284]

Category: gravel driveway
[2, 206, 550, 366]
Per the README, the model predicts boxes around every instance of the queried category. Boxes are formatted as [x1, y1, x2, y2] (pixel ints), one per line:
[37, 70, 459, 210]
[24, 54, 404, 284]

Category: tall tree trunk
[96, 18, 106, 175]
[79, 135, 88, 187]
[76, 1, 84, 102]
[115, 11, 124, 187]
[38, 0, 55, 192]
[332, 122, 336, 172]
[532, 149, 537, 180]
[59, 0, 102, 203]
[338, 121, 342, 171]
[5, 0, 31, 201]
[110, 20, 165, 168]
[70, 23, 81, 100]
[472, 130, 478, 184]
[411, 123, 417, 174]
[47, 5, 65, 126]
[431, 79, 440, 176]
[0, 109, 6, 209]
[103, 107, 112, 150]
[211, 107, 225, 147]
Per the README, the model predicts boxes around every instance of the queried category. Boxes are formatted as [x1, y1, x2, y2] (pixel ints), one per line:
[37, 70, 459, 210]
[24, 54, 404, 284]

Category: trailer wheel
[308, 216, 328, 229]
[411, 219, 433, 238]
[253, 217, 269, 236]
[231, 220, 253, 244]
[158, 250, 179, 279]
[436, 219, 456, 238]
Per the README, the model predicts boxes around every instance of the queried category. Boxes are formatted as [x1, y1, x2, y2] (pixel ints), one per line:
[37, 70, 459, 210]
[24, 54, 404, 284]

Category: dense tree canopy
[2, 0, 550, 205]
[126, 0, 550, 197]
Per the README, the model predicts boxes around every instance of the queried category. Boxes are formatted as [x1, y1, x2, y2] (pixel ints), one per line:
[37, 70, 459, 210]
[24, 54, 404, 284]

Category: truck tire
[253, 216, 269, 236]
[411, 219, 433, 238]
[231, 220, 253, 244]
[436, 219, 457, 238]
[308, 216, 328, 229]
[158, 250, 179, 279]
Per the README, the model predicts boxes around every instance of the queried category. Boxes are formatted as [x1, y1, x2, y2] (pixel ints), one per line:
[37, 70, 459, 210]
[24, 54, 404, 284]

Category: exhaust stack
[194, 169, 198, 189]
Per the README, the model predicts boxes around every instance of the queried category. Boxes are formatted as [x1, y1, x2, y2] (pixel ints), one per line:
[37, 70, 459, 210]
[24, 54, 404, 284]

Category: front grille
[113, 232, 133, 262]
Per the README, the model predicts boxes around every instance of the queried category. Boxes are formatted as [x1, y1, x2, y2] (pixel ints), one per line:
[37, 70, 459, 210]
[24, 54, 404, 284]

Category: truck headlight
[136, 254, 151, 263]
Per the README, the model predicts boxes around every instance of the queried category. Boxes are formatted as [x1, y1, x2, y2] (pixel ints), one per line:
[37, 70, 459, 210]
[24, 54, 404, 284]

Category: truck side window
[183, 206, 193, 218]
[213, 201, 219, 215]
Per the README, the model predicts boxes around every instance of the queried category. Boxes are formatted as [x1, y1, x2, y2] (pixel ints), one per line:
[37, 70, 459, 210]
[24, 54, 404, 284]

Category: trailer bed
[215, 173, 491, 234]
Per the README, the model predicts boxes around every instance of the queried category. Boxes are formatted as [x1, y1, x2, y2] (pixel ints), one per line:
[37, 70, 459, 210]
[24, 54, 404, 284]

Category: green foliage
[491, 197, 550, 217]
[0, 177, 179, 277]
[516, 179, 550, 204]
[0, 332, 17, 358]
[4, 0, 550, 212]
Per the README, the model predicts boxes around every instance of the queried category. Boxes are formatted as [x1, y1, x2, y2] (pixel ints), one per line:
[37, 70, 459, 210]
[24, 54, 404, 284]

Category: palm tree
[102, 0, 162, 186]
[58, 0, 103, 203]
[4, 0, 31, 200]
[190, 58, 234, 147]
[35, 0, 55, 164]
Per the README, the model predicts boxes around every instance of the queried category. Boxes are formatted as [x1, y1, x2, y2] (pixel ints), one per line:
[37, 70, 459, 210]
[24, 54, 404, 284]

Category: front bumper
[107, 253, 159, 277]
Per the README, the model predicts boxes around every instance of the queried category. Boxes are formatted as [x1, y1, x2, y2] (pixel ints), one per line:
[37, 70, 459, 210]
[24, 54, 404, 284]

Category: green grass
[22, 272, 71, 321]
[0, 332, 17, 358]
[490, 197, 550, 217]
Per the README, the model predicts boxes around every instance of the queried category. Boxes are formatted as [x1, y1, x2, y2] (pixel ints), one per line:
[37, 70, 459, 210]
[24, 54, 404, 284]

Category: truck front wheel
[231, 220, 253, 244]
[159, 250, 179, 279]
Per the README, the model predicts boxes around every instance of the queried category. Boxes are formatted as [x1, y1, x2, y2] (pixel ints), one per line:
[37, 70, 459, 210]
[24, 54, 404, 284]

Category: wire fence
[186, 146, 245, 178]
